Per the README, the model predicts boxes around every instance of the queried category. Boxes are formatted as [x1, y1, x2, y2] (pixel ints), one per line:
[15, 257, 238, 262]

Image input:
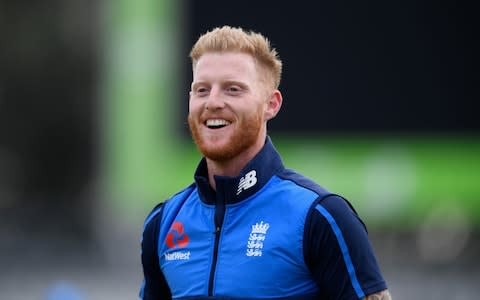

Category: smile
[205, 119, 231, 129]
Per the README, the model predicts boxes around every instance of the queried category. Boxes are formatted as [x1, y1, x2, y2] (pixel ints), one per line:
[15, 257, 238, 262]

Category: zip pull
[214, 226, 220, 234]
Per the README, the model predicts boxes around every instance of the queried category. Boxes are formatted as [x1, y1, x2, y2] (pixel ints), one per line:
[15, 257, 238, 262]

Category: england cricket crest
[246, 221, 270, 257]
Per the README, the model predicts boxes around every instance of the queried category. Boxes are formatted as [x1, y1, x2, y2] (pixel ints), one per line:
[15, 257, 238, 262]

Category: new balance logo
[237, 170, 257, 195]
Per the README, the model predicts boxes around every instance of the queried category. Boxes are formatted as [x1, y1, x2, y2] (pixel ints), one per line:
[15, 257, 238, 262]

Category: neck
[206, 134, 266, 190]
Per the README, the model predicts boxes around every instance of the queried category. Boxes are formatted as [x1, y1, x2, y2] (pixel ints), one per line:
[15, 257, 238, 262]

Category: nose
[205, 88, 225, 111]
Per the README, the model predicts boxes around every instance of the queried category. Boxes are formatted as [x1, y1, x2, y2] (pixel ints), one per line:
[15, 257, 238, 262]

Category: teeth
[206, 119, 231, 127]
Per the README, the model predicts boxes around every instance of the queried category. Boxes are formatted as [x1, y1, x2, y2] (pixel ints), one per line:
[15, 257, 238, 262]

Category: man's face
[188, 52, 269, 162]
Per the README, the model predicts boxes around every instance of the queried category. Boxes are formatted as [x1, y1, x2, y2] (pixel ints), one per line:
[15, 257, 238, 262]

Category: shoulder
[274, 169, 366, 238]
[305, 194, 367, 250]
[274, 169, 361, 227]
[275, 168, 363, 227]
[276, 168, 331, 198]
[312, 194, 366, 233]
[143, 183, 196, 231]
[273, 168, 334, 209]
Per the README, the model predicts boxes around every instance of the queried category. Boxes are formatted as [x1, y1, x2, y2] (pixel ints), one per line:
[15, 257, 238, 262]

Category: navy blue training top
[140, 137, 387, 299]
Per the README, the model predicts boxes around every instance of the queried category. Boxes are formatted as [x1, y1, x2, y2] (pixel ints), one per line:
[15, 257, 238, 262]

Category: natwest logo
[166, 221, 190, 249]
[165, 251, 190, 261]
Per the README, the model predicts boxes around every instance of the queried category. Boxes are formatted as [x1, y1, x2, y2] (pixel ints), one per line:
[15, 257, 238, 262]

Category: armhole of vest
[146, 185, 194, 269]
[155, 204, 166, 271]
[147, 185, 195, 273]
[303, 193, 366, 274]
[145, 202, 166, 273]
[303, 193, 336, 274]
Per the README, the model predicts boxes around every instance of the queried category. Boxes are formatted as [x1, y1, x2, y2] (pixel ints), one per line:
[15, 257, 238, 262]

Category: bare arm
[361, 289, 392, 300]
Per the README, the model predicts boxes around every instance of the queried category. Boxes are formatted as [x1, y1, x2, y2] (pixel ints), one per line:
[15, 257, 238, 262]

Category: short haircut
[190, 26, 283, 89]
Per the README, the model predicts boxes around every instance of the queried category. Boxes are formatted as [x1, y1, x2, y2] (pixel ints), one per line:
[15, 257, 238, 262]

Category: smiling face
[188, 52, 280, 163]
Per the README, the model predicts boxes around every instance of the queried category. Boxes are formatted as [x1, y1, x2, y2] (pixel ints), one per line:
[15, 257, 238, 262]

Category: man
[140, 26, 391, 299]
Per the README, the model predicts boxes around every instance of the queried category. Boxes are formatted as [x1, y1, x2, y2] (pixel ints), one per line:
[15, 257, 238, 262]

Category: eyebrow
[191, 82, 206, 90]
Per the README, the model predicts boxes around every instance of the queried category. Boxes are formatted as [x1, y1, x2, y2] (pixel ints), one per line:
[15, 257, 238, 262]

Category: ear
[264, 90, 283, 121]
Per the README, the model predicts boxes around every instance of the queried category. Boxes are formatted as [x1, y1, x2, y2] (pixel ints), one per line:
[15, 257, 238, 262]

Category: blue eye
[227, 86, 241, 93]
[195, 87, 209, 96]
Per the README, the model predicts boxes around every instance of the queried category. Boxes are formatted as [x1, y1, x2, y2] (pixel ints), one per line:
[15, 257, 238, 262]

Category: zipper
[208, 225, 221, 295]
[208, 194, 226, 296]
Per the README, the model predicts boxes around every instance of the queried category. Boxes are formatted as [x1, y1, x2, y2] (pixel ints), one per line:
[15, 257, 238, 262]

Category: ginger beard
[188, 106, 264, 162]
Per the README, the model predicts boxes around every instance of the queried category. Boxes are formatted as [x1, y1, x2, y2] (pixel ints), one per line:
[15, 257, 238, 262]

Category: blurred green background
[105, 132, 480, 229]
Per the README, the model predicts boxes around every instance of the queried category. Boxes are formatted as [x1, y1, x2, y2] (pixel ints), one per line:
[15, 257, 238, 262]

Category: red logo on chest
[166, 221, 190, 249]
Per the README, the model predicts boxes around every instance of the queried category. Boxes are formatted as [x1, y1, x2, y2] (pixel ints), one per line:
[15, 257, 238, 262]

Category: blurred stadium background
[0, 0, 478, 299]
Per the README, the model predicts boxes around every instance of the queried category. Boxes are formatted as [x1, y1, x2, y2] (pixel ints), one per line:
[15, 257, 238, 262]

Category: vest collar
[194, 136, 285, 204]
